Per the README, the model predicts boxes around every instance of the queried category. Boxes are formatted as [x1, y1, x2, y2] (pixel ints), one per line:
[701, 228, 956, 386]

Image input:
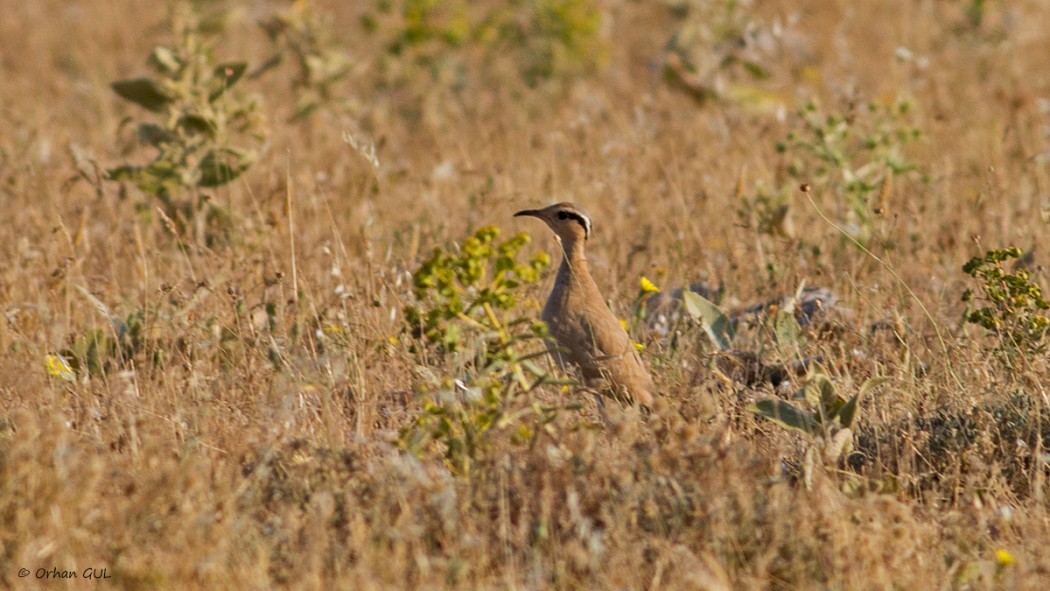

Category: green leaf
[149, 46, 181, 74]
[748, 399, 819, 435]
[111, 78, 172, 113]
[682, 290, 734, 351]
[249, 53, 284, 80]
[209, 62, 248, 100]
[838, 376, 889, 429]
[858, 375, 891, 399]
[139, 162, 184, 198]
[293, 100, 321, 121]
[107, 165, 142, 182]
[177, 114, 215, 136]
[198, 148, 254, 187]
[137, 123, 173, 146]
[197, 10, 235, 36]
[773, 310, 801, 350]
[742, 60, 770, 80]
[803, 373, 841, 419]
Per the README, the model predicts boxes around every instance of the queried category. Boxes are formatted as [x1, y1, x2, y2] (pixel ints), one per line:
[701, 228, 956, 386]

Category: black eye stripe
[556, 210, 590, 237]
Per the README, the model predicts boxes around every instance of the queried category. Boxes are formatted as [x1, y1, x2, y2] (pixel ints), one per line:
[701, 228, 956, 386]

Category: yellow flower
[639, 276, 661, 294]
[633, 341, 645, 352]
[995, 548, 1016, 568]
[44, 354, 76, 383]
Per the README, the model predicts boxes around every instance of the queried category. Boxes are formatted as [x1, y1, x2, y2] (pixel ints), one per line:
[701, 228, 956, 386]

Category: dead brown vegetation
[2, 0, 1050, 589]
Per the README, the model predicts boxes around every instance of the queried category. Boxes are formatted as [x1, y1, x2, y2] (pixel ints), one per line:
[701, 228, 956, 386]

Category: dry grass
[2, 0, 1050, 589]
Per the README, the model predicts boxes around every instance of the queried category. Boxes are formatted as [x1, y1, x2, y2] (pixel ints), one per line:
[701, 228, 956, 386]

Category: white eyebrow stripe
[560, 209, 591, 238]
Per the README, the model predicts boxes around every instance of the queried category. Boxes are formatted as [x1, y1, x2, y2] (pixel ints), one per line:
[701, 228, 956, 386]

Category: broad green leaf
[748, 399, 818, 435]
[837, 393, 861, 429]
[71, 329, 109, 377]
[209, 62, 248, 100]
[773, 310, 801, 350]
[197, 10, 234, 36]
[742, 60, 770, 80]
[138, 165, 183, 198]
[293, 100, 321, 121]
[837, 376, 889, 428]
[107, 165, 141, 182]
[177, 114, 215, 136]
[137, 123, 173, 146]
[858, 375, 892, 399]
[149, 46, 181, 74]
[86, 333, 106, 376]
[682, 290, 734, 351]
[803, 373, 841, 419]
[249, 53, 283, 80]
[111, 78, 172, 112]
[198, 148, 254, 187]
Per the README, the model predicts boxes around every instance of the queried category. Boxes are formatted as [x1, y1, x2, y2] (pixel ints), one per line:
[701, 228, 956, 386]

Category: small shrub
[663, 0, 782, 105]
[501, 0, 606, 85]
[962, 246, 1050, 363]
[737, 182, 794, 239]
[58, 311, 152, 379]
[682, 289, 735, 351]
[778, 99, 923, 242]
[367, 0, 606, 88]
[108, 2, 264, 242]
[258, 2, 356, 120]
[750, 369, 888, 486]
[401, 226, 583, 476]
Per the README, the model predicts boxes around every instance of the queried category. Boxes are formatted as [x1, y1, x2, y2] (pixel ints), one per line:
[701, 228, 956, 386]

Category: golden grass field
[3, 0, 1050, 588]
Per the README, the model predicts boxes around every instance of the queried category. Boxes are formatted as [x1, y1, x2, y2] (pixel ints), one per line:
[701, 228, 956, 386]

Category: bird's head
[513, 202, 592, 244]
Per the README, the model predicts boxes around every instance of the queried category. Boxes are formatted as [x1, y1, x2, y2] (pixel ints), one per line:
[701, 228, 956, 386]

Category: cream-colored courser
[515, 202, 655, 407]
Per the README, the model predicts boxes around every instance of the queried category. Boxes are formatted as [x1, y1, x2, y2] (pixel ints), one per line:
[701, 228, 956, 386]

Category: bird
[514, 202, 655, 408]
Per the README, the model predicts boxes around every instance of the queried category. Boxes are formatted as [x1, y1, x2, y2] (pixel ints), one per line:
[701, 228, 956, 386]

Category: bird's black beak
[514, 209, 543, 218]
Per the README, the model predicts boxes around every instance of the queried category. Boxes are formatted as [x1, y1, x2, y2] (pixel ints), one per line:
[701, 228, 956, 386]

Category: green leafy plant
[497, 0, 606, 85]
[108, 2, 264, 239]
[777, 99, 922, 242]
[384, 0, 471, 51]
[401, 226, 582, 476]
[766, 298, 803, 358]
[682, 280, 821, 359]
[52, 286, 158, 379]
[258, 2, 356, 120]
[367, 0, 606, 88]
[59, 312, 152, 379]
[737, 182, 793, 239]
[749, 369, 888, 481]
[662, 0, 783, 106]
[50, 286, 173, 380]
[962, 246, 1050, 362]
[682, 289, 735, 351]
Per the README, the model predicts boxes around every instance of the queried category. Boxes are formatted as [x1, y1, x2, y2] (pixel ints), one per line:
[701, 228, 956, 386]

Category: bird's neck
[555, 237, 590, 283]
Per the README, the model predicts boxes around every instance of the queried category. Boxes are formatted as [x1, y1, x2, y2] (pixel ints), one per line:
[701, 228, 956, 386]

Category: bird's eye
[557, 211, 569, 220]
